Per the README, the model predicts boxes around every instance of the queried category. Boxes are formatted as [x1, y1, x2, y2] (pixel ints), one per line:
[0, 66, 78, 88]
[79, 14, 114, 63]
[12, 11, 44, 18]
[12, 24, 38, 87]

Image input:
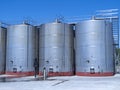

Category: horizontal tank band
[8, 23, 34, 27]
[77, 19, 105, 23]
[39, 47, 73, 48]
[76, 72, 114, 76]
[40, 34, 73, 36]
[0, 72, 5, 75]
[76, 31, 103, 34]
[76, 45, 99, 47]
[39, 72, 73, 76]
[40, 33, 73, 35]
[6, 71, 34, 76]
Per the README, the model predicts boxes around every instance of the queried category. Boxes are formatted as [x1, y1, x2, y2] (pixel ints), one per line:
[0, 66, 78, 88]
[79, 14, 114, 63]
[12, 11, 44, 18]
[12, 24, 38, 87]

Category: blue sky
[0, 0, 119, 24]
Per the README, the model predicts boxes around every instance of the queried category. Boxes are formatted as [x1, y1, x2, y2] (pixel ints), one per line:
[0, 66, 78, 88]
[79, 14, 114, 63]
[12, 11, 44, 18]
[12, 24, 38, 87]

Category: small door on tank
[49, 67, 53, 73]
[13, 68, 17, 73]
[90, 67, 95, 74]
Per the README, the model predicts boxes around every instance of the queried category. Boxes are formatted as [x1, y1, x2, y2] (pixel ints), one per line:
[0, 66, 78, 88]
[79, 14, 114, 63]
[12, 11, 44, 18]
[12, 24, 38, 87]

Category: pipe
[43, 67, 47, 80]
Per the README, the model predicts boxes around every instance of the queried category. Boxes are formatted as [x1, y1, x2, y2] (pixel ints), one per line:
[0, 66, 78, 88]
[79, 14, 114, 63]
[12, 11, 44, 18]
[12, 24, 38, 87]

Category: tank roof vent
[91, 16, 96, 20]
[55, 18, 61, 23]
[23, 21, 30, 25]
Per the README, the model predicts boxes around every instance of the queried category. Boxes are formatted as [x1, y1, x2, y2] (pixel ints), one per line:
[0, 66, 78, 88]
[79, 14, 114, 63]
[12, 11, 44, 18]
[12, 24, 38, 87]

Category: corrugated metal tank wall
[0, 27, 6, 74]
[6, 23, 36, 76]
[39, 21, 74, 76]
[75, 19, 114, 76]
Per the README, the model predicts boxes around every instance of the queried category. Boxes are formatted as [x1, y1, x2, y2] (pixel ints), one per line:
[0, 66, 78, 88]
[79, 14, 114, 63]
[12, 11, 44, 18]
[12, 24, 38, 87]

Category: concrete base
[76, 72, 114, 76]
[39, 72, 73, 76]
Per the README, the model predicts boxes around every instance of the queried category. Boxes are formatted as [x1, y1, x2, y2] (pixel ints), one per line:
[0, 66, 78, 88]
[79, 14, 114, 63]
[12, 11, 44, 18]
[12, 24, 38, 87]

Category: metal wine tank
[6, 23, 36, 76]
[75, 18, 114, 76]
[39, 20, 74, 76]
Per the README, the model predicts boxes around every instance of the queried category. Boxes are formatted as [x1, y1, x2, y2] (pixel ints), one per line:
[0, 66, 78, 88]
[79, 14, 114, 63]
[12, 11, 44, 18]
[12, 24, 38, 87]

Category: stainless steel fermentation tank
[6, 23, 37, 76]
[75, 18, 114, 76]
[39, 21, 74, 76]
[0, 26, 6, 74]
